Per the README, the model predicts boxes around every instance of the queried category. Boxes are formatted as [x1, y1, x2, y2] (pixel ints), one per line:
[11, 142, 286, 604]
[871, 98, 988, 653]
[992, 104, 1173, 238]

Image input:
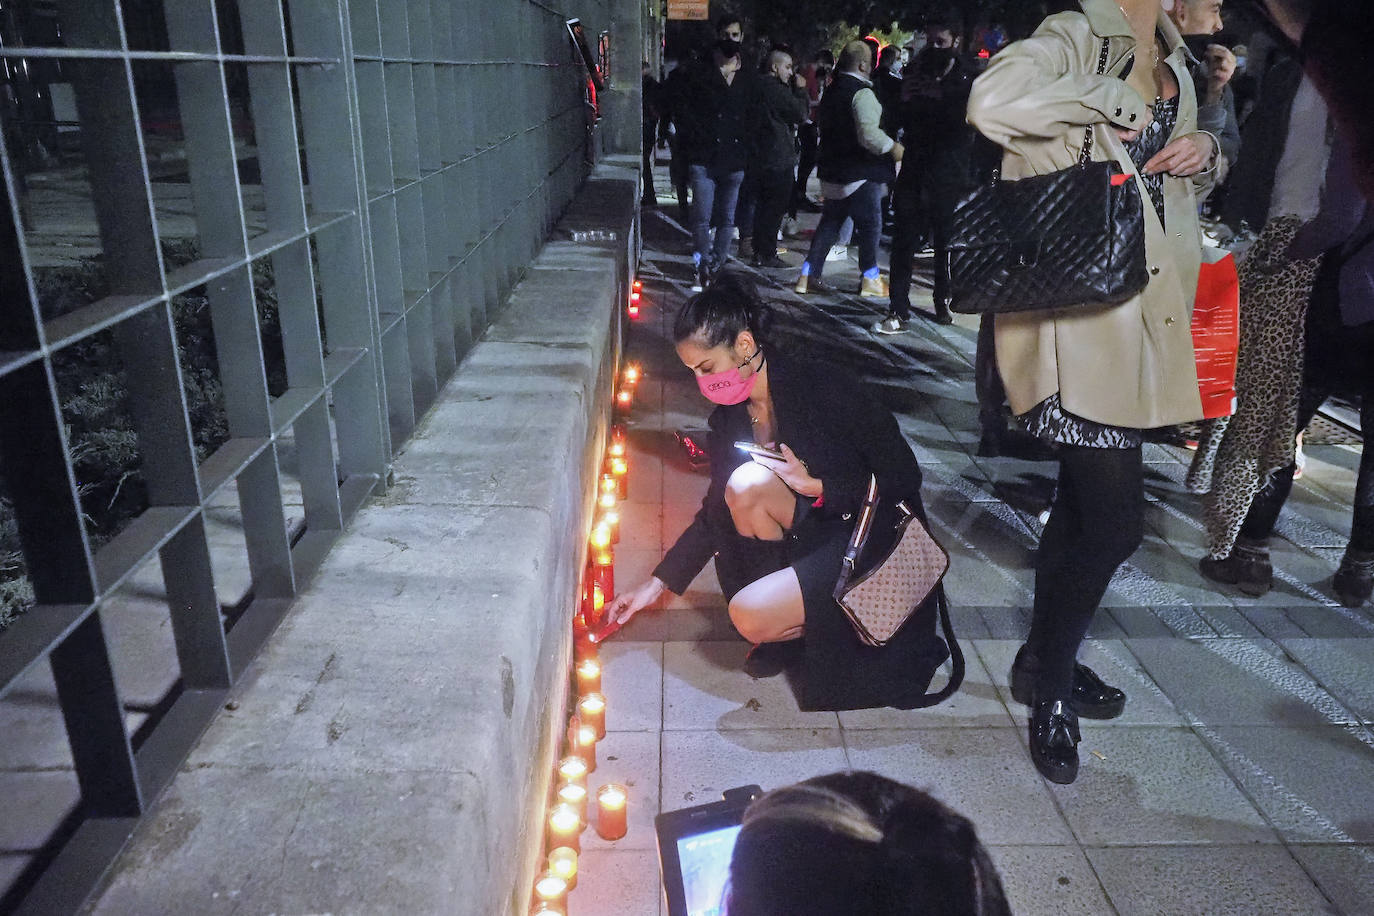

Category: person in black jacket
[670, 29, 755, 291]
[874, 24, 974, 333]
[604, 274, 948, 711]
[744, 47, 809, 269]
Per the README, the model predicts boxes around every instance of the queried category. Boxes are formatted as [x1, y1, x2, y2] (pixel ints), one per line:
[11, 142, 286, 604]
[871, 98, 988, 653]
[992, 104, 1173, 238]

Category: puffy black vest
[817, 73, 896, 185]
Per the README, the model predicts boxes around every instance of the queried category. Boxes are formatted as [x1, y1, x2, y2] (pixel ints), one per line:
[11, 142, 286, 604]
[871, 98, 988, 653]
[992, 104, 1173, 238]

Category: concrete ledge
[87, 165, 640, 915]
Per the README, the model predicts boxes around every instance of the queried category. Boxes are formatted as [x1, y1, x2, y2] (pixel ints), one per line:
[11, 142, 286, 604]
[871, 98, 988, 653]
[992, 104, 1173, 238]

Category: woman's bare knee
[729, 600, 774, 644]
[725, 462, 793, 537]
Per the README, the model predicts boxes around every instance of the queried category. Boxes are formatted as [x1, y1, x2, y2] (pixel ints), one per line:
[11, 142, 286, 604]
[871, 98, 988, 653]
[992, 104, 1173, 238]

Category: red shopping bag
[1192, 249, 1240, 419]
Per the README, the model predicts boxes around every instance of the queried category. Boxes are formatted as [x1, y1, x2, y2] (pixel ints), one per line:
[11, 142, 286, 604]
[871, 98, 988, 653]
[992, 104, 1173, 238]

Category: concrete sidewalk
[567, 181, 1374, 915]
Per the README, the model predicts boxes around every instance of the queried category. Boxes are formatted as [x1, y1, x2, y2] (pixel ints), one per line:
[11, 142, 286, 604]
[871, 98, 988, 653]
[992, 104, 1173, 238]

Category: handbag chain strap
[1078, 37, 1112, 167]
[988, 36, 1112, 185]
[839, 475, 880, 582]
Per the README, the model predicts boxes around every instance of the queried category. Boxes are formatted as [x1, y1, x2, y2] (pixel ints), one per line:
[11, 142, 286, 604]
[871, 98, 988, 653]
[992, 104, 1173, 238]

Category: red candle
[557, 781, 588, 821]
[547, 803, 582, 853]
[557, 755, 588, 788]
[548, 846, 579, 892]
[578, 692, 606, 740]
[595, 783, 629, 840]
[574, 723, 597, 771]
[575, 657, 601, 695]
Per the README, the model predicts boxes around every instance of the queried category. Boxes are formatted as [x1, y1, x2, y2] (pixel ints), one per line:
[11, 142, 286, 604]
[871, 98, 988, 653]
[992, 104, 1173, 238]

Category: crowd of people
[621, 0, 1370, 797]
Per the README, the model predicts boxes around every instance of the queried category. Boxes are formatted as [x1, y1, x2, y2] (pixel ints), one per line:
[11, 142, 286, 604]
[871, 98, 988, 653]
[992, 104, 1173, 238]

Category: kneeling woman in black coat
[605, 274, 947, 711]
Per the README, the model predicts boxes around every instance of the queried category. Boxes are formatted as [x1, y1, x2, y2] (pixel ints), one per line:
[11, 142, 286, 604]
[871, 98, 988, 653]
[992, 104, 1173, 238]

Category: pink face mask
[696, 348, 763, 405]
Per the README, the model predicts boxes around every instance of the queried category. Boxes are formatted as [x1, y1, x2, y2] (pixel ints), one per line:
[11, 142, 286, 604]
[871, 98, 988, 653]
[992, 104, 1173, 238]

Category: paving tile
[596, 641, 664, 732]
[1190, 604, 1265, 637]
[1055, 726, 1275, 845]
[616, 504, 664, 555]
[0, 771, 80, 851]
[1284, 603, 1374, 638]
[1108, 605, 1175, 637]
[571, 849, 662, 916]
[975, 639, 1185, 727]
[1278, 638, 1374, 724]
[1237, 605, 1310, 640]
[947, 604, 992, 638]
[1126, 637, 1357, 727]
[986, 846, 1115, 916]
[1287, 845, 1374, 916]
[978, 606, 1033, 639]
[837, 641, 1013, 729]
[1086, 846, 1332, 916]
[580, 731, 661, 853]
[1200, 725, 1374, 843]
[660, 728, 847, 809]
[663, 641, 838, 731]
[843, 728, 1074, 846]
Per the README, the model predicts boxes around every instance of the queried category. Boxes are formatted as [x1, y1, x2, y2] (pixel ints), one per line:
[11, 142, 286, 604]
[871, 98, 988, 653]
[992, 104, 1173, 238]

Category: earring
[1161, 0, 1176, 11]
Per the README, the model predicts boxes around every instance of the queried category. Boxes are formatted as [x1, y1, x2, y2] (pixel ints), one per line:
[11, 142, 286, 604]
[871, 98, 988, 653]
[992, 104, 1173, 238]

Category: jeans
[688, 164, 744, 268]
[802, 180, 884, 278]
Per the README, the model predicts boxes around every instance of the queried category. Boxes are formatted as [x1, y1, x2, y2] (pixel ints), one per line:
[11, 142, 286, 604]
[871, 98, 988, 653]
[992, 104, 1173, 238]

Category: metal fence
[0, 0, 603, 910]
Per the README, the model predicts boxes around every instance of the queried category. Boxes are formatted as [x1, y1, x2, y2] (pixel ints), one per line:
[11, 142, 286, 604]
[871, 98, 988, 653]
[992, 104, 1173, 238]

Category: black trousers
[1029, 444, 1145, 699]
[749, 167, 794, 259]
[1241, 265, 1374, 551]
[976, 315, 1007, 436]
[888, 171, 954, 319]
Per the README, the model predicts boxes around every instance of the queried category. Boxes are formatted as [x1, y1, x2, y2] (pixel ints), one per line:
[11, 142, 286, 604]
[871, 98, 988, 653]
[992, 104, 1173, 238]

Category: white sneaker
[826, 244, 848, 262]
[782, 217, 801, 238]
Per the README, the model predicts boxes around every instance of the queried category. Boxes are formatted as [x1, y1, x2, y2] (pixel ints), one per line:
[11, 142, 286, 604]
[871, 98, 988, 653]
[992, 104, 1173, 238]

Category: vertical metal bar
[293, 398, 344, 531]
[367, 198, 405, 323]
[159, 515, 232, 689]
[354, 61, 394, 196]
[205, 267, 274, 437]
[111, 305, 204, 505]
[395, 184, 426, 292]
[380, 321, 415, 440]
[49, 612, 142, 817]
[237, 446, 294, 598]
[60, 55, 162, 295]
[270, 240, 327, 388]
[384, 64, 420, 182]
[406, 295, 437, 409]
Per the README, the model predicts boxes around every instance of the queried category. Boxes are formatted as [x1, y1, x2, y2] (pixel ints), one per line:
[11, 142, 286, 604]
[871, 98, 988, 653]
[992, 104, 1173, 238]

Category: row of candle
[532, 359, 642, 914]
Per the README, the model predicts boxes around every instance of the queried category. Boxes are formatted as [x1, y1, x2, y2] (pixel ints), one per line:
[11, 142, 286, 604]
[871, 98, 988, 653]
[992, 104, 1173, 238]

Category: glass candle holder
[557, 781, 588, 821]
[548, 846, 578, 892]
[547, 803, 583, 854]
[595, 783, 629, 841]
[575, 657, 601, 695]
[557, 755, 589, 788]
[578, 693, 606, 740]
[533, 869, 569, 906]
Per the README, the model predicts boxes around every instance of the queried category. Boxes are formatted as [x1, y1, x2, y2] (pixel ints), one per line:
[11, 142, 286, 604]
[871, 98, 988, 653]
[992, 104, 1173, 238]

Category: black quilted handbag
[944, 38, 1148, 315]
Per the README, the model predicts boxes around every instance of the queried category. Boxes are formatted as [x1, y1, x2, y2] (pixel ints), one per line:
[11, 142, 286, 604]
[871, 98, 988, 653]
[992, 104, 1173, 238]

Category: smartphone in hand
[734, 441, 785, 461]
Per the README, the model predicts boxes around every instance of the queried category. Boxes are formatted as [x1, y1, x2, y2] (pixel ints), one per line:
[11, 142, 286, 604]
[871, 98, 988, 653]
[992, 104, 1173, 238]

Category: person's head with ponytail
[673, 271, 776, 406]
[725, 771, 1011, 916]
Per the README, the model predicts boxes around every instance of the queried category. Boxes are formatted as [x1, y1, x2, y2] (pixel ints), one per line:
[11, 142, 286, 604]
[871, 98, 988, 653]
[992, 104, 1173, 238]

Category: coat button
[1150, 265, 1160, 275]
[1165, 316, 1176, 326]
[842, 513, 852, 521]
[1129, 112, 1137, 122]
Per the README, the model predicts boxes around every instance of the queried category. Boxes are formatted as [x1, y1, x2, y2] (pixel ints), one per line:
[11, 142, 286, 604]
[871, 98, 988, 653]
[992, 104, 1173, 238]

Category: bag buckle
[1009, 238, 1041, 271]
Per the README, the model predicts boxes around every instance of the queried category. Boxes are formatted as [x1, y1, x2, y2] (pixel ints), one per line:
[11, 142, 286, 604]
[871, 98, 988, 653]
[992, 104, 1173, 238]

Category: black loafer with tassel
[1011, 645, 1126, 720]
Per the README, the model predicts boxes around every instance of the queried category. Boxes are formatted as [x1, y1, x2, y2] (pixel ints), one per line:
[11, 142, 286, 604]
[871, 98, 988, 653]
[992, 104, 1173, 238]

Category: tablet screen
[676, 824, 741, 916]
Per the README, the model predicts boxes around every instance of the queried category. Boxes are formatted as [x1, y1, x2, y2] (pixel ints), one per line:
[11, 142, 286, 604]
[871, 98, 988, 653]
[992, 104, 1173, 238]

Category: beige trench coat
[966, 0, 1216, 429]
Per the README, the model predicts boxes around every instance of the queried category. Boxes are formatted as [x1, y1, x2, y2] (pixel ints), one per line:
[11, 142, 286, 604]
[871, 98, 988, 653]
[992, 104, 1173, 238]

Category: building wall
[0, 0, 641, 910]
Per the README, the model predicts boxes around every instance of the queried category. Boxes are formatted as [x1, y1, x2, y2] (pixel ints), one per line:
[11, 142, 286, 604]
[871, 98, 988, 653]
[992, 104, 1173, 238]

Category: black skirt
[713, 495, 950, 712]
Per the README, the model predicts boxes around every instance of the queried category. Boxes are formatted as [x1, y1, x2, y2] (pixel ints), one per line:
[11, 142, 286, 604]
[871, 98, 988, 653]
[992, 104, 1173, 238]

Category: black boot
[743, 639, 804, 678]
[1333, 548, 1374, 608]
[1010, 645, 1126, 720]
[1199, 536, 1272, 596]
[1029, 699, 1080, 784]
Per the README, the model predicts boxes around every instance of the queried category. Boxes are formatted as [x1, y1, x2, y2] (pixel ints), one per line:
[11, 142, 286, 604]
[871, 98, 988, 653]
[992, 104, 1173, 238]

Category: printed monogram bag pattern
[834, 477, 951, 648]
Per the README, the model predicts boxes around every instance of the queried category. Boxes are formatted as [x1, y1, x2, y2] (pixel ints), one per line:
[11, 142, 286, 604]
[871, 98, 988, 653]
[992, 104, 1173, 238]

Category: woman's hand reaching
[749, 443, 823, 499]
[604, 576, 667, 626]
[1143, 132, 1217, 177]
